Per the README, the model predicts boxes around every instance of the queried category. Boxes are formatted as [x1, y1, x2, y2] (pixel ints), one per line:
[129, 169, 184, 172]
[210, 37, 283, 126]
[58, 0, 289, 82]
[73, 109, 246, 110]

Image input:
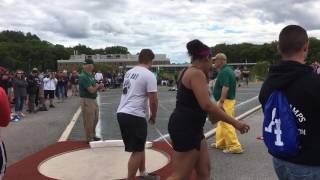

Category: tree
[73, 44, 94, 55]
[105, 46, 130, 54]
[94, 63, 113, 73]
[253, 61, 270, 81]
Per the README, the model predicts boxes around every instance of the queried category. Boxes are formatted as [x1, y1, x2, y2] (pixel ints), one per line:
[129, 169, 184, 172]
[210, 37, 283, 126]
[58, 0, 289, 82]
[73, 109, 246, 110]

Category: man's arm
[218, 71, 230, 109]
[219, 86, 229, 105]
[147, 73, 158, 124]
[148, 92, 158, 124]
[79, 76, 103, 94]
[87, 84, 103, 94]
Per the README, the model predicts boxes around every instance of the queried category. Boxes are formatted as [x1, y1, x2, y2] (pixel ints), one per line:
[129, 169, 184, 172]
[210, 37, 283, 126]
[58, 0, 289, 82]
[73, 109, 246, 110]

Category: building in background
[57, 54, 170, 71]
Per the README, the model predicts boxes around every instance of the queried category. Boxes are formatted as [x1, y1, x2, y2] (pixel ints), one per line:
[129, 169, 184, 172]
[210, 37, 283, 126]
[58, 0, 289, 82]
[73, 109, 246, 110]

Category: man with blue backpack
[259, 25, 320, 179]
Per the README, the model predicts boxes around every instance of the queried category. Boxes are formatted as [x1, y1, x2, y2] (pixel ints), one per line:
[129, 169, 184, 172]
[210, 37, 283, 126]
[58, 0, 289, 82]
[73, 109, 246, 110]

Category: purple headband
[196, 48, 212, 58]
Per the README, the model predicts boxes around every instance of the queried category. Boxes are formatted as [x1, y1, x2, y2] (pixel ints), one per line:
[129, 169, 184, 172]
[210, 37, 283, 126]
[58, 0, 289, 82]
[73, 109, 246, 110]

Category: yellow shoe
[223, 148, 244, 154]
[210, 143, 225, 150]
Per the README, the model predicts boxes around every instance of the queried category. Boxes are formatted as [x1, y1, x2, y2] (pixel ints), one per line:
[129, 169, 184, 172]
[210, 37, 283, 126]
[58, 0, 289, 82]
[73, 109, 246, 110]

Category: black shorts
[44, 90, 55, 99]
[168, 107, 206, 152]
[117, 113, 147, 152]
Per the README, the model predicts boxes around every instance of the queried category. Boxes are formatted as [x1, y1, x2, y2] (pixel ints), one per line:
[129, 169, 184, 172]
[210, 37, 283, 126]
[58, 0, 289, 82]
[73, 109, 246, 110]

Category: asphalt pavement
[2, 96, 80, 165]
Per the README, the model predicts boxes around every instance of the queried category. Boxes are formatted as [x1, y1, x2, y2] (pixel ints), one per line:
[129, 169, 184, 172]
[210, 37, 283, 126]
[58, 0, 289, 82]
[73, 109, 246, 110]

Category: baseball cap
[32, 68, 39, 72]
[83, 58, 94, 65]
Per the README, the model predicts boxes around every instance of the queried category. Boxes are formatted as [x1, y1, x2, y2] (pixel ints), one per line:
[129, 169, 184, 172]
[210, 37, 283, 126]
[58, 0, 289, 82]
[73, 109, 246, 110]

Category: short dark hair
[138, 49, 155, 64]
[279, 25, 308, 56]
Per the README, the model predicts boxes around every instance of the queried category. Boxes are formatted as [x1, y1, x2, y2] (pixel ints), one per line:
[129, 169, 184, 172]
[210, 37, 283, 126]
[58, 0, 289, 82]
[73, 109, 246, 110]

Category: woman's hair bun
[186, 39, 204, 57]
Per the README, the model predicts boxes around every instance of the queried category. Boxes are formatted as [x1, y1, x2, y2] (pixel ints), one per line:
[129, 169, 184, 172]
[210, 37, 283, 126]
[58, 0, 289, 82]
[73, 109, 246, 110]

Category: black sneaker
[49, 104, 55, 108]
[140, 174, 160, 180]
[39, 106, 48, 111]
[93, 137, 102, 141]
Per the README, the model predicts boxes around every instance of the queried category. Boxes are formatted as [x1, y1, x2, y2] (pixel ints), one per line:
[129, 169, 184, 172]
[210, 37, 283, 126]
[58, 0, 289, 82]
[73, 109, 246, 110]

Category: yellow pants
[215, 99, 242, 151]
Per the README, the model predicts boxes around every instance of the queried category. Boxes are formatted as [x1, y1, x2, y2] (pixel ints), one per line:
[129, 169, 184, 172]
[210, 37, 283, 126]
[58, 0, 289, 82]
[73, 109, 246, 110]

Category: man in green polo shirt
[212, 53, 243, 154]
[79, 58, 104, 143]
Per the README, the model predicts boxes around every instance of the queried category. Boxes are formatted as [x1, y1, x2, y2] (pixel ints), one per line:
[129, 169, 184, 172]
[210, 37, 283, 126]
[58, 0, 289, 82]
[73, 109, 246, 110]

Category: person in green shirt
[212, 53, 244, 154]
[79, 58, 104, 143]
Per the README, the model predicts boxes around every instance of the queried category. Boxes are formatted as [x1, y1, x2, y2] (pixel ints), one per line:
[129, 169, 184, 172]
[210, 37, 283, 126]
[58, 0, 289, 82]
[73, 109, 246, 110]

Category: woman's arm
[190, 69, 250, 134]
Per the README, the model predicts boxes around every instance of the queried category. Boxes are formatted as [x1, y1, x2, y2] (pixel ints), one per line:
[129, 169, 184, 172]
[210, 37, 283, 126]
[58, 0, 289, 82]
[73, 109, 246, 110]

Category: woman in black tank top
[167, 40, 250, 180]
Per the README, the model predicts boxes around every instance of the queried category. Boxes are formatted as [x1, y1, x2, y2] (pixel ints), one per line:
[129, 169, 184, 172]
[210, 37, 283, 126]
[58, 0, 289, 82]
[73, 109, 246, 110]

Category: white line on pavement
[96, 93, 102, 138]
[58, 106, 82, 142]
[154, 95, 259, 141]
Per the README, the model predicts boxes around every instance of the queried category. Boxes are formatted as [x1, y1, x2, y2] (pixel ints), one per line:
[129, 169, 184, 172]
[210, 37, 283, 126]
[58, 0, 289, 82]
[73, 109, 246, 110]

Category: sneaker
[140, 174, 160, 180]
[38, 106, 48, 111]
[222, 149, 244, 154]
[49, 104, 55, 108]
[11, 115, 21, 122]
[210, 143, 225, 150]
[93, 137, 102, 141]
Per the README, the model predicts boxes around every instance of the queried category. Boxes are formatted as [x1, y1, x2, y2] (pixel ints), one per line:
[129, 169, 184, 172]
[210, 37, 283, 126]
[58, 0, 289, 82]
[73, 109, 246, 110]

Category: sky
[1, 0, 320, 63]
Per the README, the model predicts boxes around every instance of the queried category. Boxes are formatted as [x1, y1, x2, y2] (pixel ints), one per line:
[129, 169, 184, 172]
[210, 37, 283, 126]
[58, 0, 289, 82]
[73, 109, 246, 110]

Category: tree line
[212, 38, 320, 64]
[0, 31, 129, 72]
[1, 30, 320, 72]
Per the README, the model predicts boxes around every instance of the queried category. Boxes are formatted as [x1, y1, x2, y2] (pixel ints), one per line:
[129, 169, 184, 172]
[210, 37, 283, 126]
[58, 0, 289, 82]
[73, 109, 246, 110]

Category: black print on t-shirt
[122, 79, 131, 94]
[125, 73, 139, 80]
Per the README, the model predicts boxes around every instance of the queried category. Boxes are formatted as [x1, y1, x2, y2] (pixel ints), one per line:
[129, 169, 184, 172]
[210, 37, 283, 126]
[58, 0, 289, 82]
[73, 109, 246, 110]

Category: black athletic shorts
[168, 107, 206, 152]
[44, 90, 54, 99]
[117, 113, 147, 152]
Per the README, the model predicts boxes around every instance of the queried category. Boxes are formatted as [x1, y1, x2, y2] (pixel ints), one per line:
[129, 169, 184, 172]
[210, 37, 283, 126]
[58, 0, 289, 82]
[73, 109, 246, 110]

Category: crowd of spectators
[0, 67, 80, 122]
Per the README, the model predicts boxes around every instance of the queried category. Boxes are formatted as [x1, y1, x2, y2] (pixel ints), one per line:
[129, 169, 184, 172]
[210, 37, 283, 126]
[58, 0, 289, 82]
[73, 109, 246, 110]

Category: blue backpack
[263, 91, 300, 157]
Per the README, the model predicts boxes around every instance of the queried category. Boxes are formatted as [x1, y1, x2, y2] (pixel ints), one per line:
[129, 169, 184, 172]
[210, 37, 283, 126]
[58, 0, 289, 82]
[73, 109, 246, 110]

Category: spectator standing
[0, 71, 12, 97]
[56, 72, 66, 103]
[242, 67, 250, 86]
[212, 53, 244, 154]
[27, 68, 40, 113]
[70, 70, 79, 96]
[79, 58, 104, 143]
[234, 67, 242, 87]
[259, 25, 320, 179]
[12, 70, 28, 121]
[43, 72, 57, 108]
[37, 72, 47, 111]
[0, 87, 10, 179]
[63, 71, 69, 98]
[95, 70, 104, 83]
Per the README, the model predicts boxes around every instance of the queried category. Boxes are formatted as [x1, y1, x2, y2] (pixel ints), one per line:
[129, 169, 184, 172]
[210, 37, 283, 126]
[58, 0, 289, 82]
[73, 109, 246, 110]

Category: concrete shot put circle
[38, 147, 169, 180]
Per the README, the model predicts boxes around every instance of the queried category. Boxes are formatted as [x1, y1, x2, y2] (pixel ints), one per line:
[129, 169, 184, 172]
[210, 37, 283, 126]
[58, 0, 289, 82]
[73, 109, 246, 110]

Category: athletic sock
[140, 171, 148, 176]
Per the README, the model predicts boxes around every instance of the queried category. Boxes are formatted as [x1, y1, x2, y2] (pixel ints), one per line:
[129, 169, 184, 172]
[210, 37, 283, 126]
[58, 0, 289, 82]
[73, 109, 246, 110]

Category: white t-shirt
[234, 69, 241, 78]
[43, 78, 57, 90]
[95, 72, 104, 81]
[117, 66, 157, 118]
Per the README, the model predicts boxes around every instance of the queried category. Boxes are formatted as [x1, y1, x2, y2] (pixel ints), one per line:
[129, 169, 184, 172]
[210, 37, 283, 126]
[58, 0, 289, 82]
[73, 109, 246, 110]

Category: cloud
[0, 0, 319, 63]
[246, 0, 320, 30]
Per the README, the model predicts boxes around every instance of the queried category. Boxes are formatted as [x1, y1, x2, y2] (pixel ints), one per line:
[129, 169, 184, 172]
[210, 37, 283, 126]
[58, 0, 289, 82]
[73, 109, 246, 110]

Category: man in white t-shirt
[94, 71, 104, 83]
[234, 67, 242, 87]
[117, 49, 158, 180]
